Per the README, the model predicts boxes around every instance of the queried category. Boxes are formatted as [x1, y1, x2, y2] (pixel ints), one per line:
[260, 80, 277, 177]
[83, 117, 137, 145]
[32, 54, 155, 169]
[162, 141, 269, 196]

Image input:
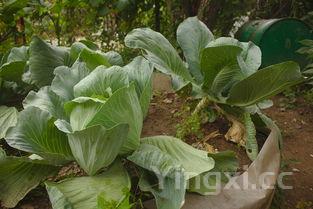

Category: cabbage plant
[0, 35, 128, 139]
[125, 17, 304, 160]
[0, 43, 33, 140]
[0, 37, 238, 209]
[0, 45, 30, 121]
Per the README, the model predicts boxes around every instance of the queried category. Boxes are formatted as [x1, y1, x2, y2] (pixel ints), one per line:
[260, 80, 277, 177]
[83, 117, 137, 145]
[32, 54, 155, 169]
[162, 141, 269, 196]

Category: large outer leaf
[227, 61, 304, 106]
[125, 28, 193, 82]
[2, 46, 29, 82]
[51, 62, 90, 101]
[69, 85, 142, 154]
[7, 46, 29, 62]
[258, 113, 283, 148]
[79, 48, 111, 70]
[54, 119, 73, 134]
[29, 36, 71, 87]
[123, 56, 153, 117]
[207, 151, 238, 173]
[0, 106, 18, 139]
[240, 42, 262, 75]
[69, 42, 88, 62]
[45, 160, 131, 209]
[200, 45, 243, 98]
[0, 61, 26, 82]
[5, 107, 73, 163]
[70, 42, 122, 66]
[141, 135, 215, 179]
[188, 151, 238, 195]
[67, 124, 129, 175]
[128, 144, 183, 178]
[243, 113, 258, 160]
[177, 16, 214, 83]
[23, 86, 67, 119]
[74, 66, 129, 98]
[79, 40, 99, 50]
[104, 51, 124, 66]
[128, 144, 186, 209]
[0, 156, 58, 208]
[140, 171, 185, 209]
[207, 37, 262, 75]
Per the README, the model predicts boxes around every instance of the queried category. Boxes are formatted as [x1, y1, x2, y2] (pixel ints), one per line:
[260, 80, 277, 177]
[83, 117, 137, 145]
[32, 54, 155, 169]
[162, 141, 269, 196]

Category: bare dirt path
[264, 97, 313, 209]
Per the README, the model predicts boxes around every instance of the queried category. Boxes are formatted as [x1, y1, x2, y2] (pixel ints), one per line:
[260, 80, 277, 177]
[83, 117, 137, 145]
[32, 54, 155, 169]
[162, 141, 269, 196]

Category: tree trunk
[182, 0, 202, 17]
[197, 0, 210, 20]
[154, 0, 161, 32]
[202, 0, 225, 30]
[15, 17, 26, 45]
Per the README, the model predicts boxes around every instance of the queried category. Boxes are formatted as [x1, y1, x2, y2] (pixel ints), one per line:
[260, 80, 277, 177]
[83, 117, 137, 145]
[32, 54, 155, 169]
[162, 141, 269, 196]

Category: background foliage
[1, 0, 312, 54]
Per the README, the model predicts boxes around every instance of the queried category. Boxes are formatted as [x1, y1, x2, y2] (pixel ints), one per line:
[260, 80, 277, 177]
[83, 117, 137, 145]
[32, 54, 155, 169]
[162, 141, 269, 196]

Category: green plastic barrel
[236, 18, 313, 68]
